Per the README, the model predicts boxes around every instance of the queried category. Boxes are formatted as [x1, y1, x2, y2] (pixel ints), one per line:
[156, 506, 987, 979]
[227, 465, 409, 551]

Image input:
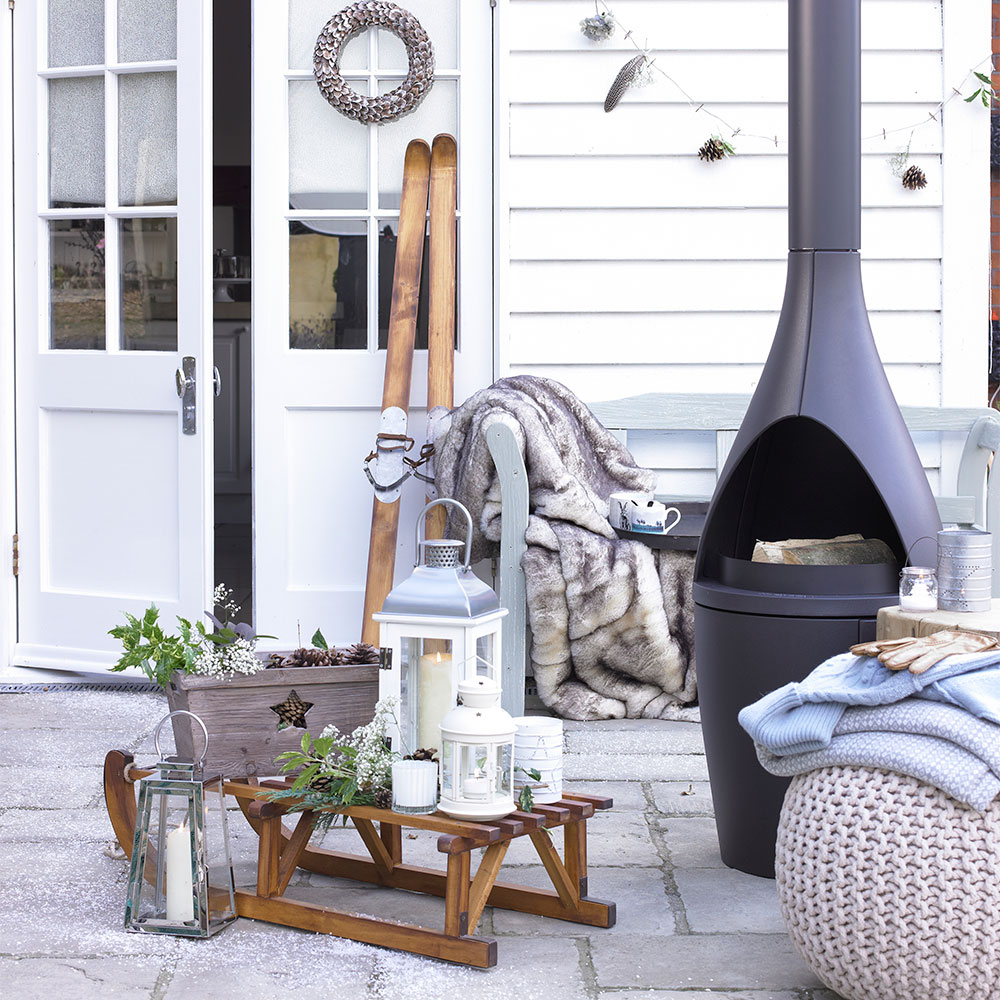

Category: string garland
[585, 1, 994, 184]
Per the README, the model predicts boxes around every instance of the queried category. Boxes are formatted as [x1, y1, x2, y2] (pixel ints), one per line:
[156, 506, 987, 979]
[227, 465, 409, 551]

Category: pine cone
[310, 773, 336, 794]
[698, 137, 729, 162]
[282, 646, 341, 667]
[341, 642, 379, 664]
[902, 164, 927, 190]
[373, 787, 392, 810]
[604, 54, 646, 113]
[404, 748, 438, 762]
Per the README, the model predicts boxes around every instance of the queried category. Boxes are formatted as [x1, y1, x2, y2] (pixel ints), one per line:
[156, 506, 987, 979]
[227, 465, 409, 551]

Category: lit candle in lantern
[165, 822, 195, 922]
[417, 651, 453, 750]
[462, 774, 489, 800]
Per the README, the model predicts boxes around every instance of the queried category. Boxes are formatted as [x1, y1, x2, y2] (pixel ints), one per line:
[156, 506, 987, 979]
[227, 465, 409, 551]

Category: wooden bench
[486, 393, 1000, 716]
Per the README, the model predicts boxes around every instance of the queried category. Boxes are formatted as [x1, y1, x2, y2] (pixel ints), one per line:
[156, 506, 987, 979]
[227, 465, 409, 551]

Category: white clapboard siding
[509, 207, 942, 261]
[510, 1, 941, 52]
[508, 312, 942, 365]
[508, 50, 943, 105]
[510, 105, 943, 157]
[499, 0, 952, 485]
[506, 363, 941, 407]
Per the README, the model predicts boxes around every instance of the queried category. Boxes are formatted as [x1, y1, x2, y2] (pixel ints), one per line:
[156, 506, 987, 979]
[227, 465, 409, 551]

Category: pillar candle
[417, 651, 453, 750]
[165, 822, 195, 922]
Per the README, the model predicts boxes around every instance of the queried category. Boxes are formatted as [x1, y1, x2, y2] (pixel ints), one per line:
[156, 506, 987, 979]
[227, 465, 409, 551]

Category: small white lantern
[438, 677, 516, 821]
[374, 499, 508, 753]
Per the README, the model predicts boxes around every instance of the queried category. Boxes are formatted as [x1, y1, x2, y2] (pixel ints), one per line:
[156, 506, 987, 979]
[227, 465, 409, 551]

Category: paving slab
[372, 934, 588, 1000]
[597, 992, 816, 1000]
[591, 933, 824, 991]
[491, 865, 674, 937]
[0, 690, 166, 736]
[0, 807, 116, 843]
[565, 752, 709, 782]
[165, 918, 376, 999]
[566, 722, 704, 756]
[0, 765, 103, 809]
[562, 717, 698, 731]
[676, 868, 786, 934]
[561, 779, 648, 811]
[0, 728, 131, 766]
[0, 955, 164, 999]
[653, 815, 726, 868]
[650, 780, 715, 816]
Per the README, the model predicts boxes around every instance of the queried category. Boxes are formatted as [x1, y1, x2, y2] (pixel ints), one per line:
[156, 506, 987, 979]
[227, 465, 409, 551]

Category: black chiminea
[692, 0, 942, 878]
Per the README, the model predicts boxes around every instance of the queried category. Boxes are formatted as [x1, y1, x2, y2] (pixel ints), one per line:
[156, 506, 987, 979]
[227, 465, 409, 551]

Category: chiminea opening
[691, 0, 942, 879]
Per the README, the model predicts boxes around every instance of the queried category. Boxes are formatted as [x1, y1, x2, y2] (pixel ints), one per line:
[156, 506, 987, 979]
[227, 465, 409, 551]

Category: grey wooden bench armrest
[485, 393, 1000, 710]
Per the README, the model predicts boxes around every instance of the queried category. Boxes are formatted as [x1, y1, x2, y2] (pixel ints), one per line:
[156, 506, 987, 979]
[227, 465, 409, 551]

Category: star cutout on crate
[270, 689, 314, 730]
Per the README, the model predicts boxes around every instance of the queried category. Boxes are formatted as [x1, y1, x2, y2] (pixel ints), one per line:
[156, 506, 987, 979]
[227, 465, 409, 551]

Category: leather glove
[849, 637, 918, 658]
[877, 629, 998, 675]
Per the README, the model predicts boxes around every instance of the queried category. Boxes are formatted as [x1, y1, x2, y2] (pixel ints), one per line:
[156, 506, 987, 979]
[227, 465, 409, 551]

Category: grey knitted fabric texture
[776, 765, 1000, 1000]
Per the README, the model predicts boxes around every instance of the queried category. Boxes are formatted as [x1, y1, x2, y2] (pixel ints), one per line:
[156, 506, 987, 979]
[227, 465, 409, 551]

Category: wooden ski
[424, 133, 458, 542]
[361, 138, 432, 645]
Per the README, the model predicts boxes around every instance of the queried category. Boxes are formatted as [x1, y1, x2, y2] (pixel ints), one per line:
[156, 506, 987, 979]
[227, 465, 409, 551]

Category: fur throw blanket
[434, 376, 697, 720]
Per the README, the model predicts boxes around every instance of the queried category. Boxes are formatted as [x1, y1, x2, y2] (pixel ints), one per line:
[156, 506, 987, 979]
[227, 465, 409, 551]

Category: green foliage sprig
[108, 606, 204, 689]
[964, 72, 997, 108]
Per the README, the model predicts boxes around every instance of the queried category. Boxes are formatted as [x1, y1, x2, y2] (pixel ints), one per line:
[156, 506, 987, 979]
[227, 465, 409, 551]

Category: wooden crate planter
[166, 664, 378, 778]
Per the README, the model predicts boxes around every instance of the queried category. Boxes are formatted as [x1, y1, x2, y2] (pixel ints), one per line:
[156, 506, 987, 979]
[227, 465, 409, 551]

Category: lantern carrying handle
[415, 498, 473, 570]
[153, 710, 210, 767]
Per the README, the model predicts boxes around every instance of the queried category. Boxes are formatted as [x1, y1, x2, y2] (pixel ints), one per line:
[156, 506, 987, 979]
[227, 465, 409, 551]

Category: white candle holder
[391, 759, 439, 814]
[898, 566, 937, 612]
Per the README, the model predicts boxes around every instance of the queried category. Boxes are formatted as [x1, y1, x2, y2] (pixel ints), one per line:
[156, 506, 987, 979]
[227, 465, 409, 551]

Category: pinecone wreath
[341, 642, 380, 664]
[373, 787, 393, 810]
[698, 135, 734, 162]
[902, 164, 927, 190]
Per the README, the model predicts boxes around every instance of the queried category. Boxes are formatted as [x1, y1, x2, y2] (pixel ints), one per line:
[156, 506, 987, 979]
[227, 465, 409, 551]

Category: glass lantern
[124, 711, 236, 938]
[438, 677, 516, 821]
[374, 499, 508, 753]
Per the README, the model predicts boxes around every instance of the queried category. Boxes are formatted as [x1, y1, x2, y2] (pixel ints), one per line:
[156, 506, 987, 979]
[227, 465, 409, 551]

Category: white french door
[252, 1, 494, 646]
[13, 1, 213, 671]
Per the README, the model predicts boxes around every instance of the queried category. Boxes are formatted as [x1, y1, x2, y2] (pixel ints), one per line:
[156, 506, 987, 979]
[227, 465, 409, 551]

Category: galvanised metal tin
[937, 528, 992, 612]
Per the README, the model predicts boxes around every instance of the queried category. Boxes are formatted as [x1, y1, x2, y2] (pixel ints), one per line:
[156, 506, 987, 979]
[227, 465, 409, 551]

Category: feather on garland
[604, 54, 646, 113]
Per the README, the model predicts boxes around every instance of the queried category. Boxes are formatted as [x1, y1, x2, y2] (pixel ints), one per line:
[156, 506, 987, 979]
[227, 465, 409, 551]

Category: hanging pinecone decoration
[901, 164, 927, 190]
[698, 135, 735, 162]
[341, 642, 380, 664]
[373, 787, 392, 810]
[580, 13, 615, 42]
[604, 54, 646, 112]
[281, 646, 342, 667]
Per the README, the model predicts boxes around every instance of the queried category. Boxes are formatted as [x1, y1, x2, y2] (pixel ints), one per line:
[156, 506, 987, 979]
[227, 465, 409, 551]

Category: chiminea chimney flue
[788, 0, 861, 251]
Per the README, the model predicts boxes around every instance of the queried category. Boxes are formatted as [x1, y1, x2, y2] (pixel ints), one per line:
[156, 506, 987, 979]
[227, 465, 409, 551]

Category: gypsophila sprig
[269, 697, 403, 828]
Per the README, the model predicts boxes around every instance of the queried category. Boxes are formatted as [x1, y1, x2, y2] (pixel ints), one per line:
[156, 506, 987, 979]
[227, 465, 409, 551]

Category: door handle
[213, 366, 222, 397]
[175, 356, 197, 434]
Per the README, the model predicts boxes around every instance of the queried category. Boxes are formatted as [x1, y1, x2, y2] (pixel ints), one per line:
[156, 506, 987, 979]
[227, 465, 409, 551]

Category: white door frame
[0, 6, 16, 678]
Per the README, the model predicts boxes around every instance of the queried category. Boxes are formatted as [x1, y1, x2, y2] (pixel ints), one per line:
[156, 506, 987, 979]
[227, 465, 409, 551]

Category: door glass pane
[121, 218, 178, 351]
[118, 0, 177, 63]
[49, 76, 105, 208]
[289, 0, 368, 72]
[377, 225, 428, 349]
[119, 72, 177, 206]
[376, 0, 456, 71]
[50, 220, 106, 350]
[377, 79, 456, 209]
[289, 220, 367, 349]
[289, 81, 368, 210]
[48, 0, 104, 67]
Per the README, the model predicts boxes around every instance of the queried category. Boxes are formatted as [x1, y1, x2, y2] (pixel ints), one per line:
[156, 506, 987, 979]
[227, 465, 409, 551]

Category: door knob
[175, 357, 197, 434]
[213, 366, 222, 397]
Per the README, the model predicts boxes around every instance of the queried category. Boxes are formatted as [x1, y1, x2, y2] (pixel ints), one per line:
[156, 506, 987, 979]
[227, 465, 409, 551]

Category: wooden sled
[104, 750, 616, 968]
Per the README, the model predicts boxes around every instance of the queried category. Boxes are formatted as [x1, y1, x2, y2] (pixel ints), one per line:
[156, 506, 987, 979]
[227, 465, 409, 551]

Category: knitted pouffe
[775, 765, 1000, 1000]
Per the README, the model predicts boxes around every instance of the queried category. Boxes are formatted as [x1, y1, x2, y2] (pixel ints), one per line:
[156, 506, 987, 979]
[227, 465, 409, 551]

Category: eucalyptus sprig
[964, 71, 997, 108]
[516, 766, 543, 812]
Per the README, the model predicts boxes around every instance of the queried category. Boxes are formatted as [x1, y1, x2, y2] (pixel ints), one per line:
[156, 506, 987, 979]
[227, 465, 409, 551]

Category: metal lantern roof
[375, 499, 503, 621]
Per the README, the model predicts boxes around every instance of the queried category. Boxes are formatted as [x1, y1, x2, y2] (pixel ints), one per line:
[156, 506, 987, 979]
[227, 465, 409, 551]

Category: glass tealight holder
[899, 566, 937, 612]
[390, 759, 439, 814]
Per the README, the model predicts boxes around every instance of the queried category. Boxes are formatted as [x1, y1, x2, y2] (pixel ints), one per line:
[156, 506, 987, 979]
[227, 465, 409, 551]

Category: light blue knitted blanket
[740, 648, 1000, 810]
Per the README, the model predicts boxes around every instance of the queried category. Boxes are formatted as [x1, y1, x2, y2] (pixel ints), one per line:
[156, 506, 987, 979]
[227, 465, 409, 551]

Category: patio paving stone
[564, 752, 710, 782]
[675, 868, 786, 934]
[0, 955, 163, 1000]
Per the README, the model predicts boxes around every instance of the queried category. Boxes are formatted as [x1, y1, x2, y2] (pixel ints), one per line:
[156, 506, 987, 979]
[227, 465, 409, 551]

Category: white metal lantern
[438, 677, 516, 821]
[124, 712, 236, 938]
[374, 499, 508, 753]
